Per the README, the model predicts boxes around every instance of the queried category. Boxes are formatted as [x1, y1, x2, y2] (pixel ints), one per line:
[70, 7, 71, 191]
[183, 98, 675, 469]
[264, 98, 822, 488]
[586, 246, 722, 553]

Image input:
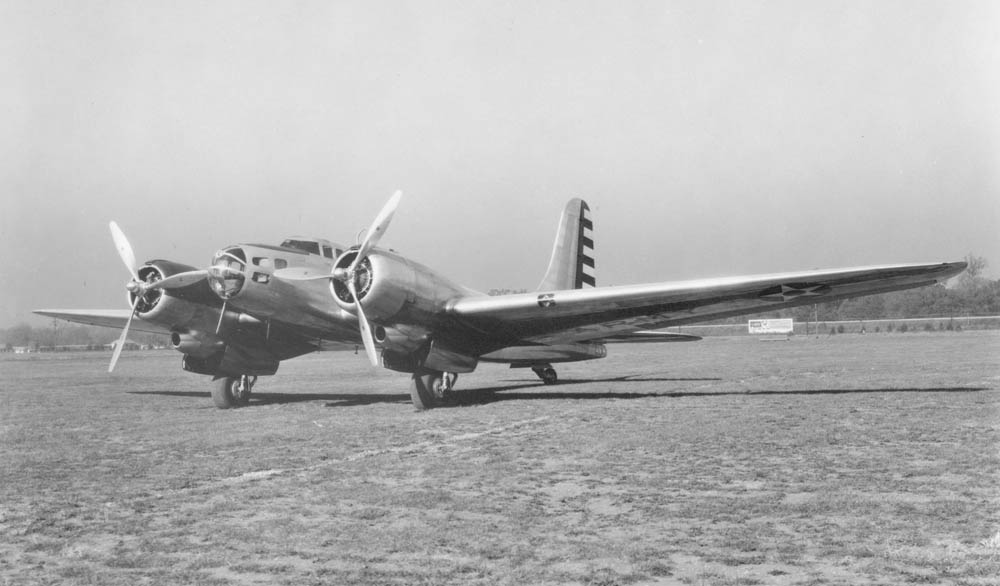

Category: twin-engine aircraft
[37, 193, 966, 410]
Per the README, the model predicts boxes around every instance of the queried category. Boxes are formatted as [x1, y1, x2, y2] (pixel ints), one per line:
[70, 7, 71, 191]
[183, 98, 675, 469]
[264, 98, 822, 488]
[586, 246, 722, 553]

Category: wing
[33, 309, 172, 336]
[448, 261, 966, 345]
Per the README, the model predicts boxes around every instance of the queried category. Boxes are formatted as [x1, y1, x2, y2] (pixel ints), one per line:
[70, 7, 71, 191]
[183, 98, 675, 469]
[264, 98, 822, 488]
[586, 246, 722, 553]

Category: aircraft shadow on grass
[436, 383, 992, 408]
[128, 377, 990, 409]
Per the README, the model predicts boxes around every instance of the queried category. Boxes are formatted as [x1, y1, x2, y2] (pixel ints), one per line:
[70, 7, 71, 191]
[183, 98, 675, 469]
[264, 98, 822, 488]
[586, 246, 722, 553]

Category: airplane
[36, 192, 967, 410]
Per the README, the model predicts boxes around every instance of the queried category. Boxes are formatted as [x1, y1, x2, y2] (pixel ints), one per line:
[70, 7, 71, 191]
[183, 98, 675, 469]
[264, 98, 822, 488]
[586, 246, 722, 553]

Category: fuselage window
[252, 257, 272, 268]
[274, 258, 288, 269]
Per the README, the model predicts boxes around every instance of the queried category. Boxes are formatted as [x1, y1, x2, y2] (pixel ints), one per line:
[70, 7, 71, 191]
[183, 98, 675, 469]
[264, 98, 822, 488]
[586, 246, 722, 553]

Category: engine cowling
[124, 261, 228, 361]
[129, 261, 207, 325]
[330, 249, 415, 322]
[330, 248, 474, 324]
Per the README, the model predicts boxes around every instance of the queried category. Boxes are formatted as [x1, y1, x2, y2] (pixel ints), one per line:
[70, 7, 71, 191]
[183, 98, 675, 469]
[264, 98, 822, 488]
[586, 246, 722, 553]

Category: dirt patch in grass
[1, 331, 998, 584]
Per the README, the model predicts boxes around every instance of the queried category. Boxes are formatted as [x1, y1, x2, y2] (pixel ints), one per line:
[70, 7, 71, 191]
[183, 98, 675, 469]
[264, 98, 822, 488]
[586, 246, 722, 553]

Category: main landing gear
[532, 364, 558, 385]
[409, 370, 457, 410]
[213, 375, 257, 409]
[409, 364, 559, 410]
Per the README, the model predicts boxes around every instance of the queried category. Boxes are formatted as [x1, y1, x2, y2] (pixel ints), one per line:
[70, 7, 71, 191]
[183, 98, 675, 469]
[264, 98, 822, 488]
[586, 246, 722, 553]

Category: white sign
[748, 318, 793, 335]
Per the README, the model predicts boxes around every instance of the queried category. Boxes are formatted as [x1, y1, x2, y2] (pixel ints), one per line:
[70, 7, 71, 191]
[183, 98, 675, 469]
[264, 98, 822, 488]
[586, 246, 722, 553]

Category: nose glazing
[209, 247, 247, 299]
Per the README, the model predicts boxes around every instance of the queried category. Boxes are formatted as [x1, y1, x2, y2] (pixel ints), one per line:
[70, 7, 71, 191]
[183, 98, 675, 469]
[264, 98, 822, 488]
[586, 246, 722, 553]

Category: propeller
[107, 221, 213, 372]
[347, 190, 402, 366]
[351, 190, 402, 272]
[109, 296, 140, 373]
[350, 277, 379, 366]
[110, 221, 139, 282]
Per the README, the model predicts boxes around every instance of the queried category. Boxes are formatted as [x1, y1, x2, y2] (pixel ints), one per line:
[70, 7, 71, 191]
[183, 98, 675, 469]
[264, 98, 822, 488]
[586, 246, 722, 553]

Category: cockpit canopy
[280, 237, 342, 259]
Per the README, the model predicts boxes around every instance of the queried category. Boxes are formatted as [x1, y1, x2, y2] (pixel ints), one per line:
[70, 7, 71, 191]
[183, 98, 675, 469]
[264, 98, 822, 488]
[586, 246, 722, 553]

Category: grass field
[1, 331, 998, 585]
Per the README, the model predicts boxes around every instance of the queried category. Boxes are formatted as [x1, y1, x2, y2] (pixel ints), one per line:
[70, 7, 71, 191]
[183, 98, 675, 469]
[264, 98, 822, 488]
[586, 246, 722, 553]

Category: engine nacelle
[331, 248, 472, 324]
[330, 248, 479, 373]
[331, 250, 414, 322]
[373, 324, 429, 354]
[171, 331, 225, 358]
[130, 261, 218, 325]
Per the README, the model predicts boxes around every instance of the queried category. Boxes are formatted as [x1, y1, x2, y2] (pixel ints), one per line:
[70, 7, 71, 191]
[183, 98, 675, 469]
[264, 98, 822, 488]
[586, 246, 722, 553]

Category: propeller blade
[147, 269, 209, 290]
[109, 221, 139, 282]
[207, 264, 244, 280]
[272, 267, 335, 281]
[109, 296, 140, 373]
[350, 190, 402, 273]
[350, 280, 379, 367]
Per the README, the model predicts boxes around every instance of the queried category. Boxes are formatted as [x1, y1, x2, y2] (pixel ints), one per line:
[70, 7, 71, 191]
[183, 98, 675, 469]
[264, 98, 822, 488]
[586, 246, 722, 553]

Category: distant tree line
[1, 322, 166, 352]
[487, 288, 528, 296]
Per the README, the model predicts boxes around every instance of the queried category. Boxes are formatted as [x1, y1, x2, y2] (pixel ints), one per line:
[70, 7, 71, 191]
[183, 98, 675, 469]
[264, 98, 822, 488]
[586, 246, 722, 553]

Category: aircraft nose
[208, 247, 247, 299]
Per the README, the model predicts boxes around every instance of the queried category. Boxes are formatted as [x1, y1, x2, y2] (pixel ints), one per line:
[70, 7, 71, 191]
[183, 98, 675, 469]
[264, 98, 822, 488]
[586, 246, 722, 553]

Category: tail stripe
[537, 198, 596, 291]
[576, 202, 596, 288]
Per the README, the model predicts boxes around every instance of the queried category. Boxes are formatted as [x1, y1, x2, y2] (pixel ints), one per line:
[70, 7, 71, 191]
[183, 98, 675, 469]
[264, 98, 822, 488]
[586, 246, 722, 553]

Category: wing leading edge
[448, 261, 966, 345]
[33, 309, 173, 336]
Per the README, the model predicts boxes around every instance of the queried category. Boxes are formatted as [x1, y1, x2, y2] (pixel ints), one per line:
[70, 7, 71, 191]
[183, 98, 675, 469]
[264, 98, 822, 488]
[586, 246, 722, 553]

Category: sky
[2, 0, 998, 327]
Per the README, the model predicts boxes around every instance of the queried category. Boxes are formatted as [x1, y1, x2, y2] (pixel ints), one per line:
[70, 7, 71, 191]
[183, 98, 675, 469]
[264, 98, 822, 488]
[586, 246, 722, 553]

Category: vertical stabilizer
[537, 198, 595, 291]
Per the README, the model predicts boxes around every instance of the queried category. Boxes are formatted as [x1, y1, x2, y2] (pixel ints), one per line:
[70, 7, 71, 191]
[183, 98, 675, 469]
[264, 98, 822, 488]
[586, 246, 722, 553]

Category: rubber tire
[540, 367, 558, 385]
[212, 376, 250, 409]
[410, 371, 444, 411]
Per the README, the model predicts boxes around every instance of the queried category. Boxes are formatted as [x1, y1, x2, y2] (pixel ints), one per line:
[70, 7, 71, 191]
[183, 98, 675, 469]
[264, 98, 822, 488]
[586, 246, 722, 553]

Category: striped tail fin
[537, 198, 596, 291]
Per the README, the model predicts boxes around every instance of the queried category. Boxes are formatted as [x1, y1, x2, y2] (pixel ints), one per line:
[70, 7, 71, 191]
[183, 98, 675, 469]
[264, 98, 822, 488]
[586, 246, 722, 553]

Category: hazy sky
[2, 1, 997, 326]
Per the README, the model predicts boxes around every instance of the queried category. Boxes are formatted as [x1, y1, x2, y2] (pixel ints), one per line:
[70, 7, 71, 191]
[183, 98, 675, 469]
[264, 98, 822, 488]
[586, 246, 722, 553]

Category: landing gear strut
[213, 375, 256, 409]
[409, 370, 458, 410]
[532, 364, 558, 385]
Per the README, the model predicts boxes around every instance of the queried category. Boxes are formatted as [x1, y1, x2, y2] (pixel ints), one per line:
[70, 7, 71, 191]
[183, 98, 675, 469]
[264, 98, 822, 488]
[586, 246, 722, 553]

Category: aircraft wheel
[532, 366, 558, 385]
[410, 370, 450, 410]
[212, 375, 253, 409]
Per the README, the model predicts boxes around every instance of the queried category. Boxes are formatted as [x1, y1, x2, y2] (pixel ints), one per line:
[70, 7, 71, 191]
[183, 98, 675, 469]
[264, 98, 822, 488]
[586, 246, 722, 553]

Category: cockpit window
[280, 239, 320, 255]
[322, 245, 334, 259]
